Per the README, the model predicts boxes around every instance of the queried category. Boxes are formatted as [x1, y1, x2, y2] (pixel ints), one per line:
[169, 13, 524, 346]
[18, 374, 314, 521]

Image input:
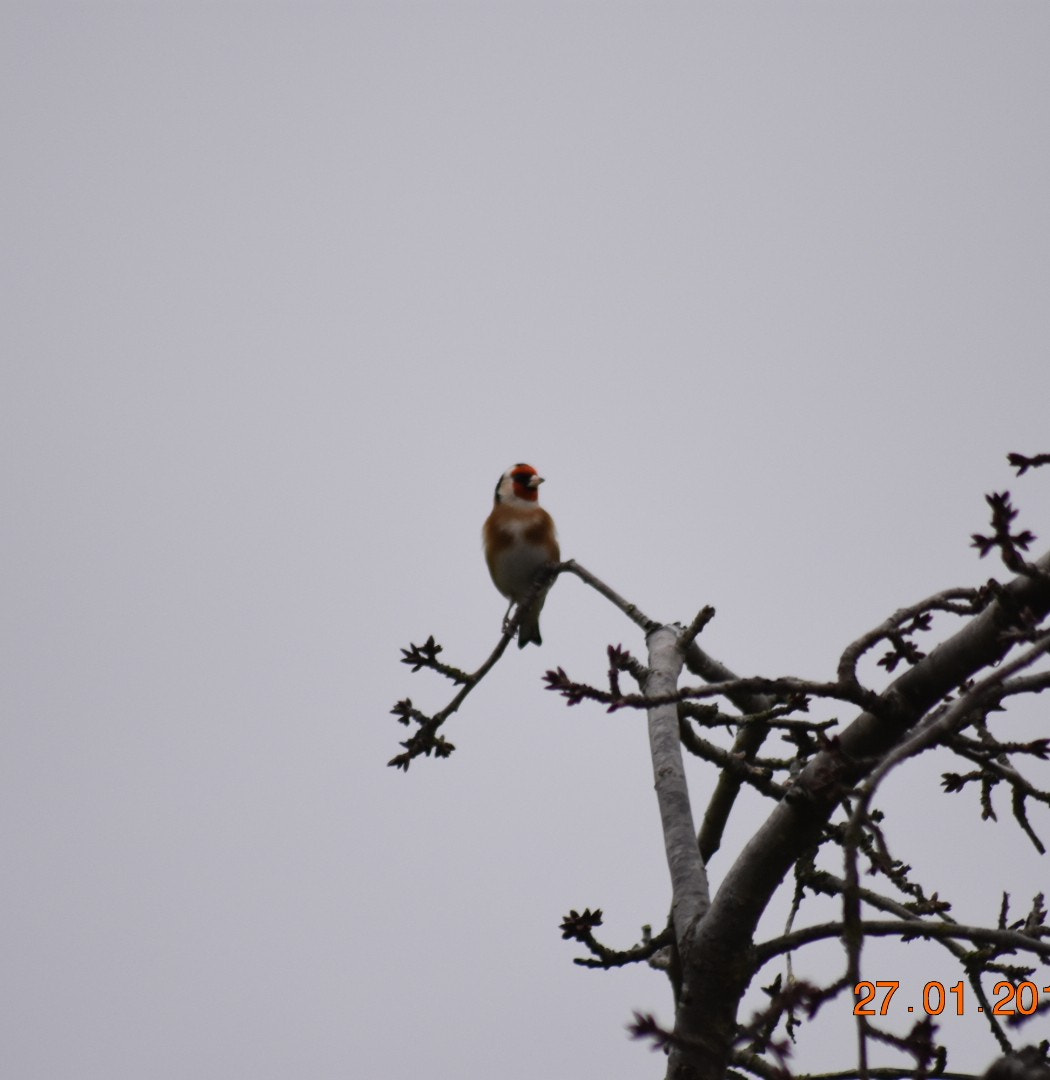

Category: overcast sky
[4, 4, 1050, 1078]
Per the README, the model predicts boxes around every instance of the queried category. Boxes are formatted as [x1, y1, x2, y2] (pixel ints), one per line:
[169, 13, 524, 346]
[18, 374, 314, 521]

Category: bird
[482, 463, 560, 647]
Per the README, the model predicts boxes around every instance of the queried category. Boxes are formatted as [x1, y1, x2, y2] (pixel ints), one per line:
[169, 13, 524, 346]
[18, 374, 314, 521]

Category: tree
[389, 453, 1050, 1080]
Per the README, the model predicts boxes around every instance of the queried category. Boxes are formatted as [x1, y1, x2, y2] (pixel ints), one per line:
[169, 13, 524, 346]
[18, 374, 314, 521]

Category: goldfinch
[483, 463, 560, 647]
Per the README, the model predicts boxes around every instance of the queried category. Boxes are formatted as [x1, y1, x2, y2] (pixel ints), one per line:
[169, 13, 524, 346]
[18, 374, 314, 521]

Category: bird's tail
[517, 595, 545, 648]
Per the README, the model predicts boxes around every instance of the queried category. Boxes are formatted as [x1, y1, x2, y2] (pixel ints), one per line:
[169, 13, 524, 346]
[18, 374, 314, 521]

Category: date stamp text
[854, 980, 1049, 1016]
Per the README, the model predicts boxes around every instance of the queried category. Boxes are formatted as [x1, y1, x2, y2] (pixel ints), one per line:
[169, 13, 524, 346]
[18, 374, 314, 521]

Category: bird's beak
[529, 475, 545, 489]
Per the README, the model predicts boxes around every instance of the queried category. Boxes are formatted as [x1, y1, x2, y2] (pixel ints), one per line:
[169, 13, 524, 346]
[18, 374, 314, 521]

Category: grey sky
[4, 5, 1050, 1078]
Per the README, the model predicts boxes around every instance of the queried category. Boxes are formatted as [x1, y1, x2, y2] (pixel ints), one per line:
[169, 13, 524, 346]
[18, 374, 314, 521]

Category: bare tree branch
[754, 918, 1050, 965]
[646, 625, 710, 944]
[561, 558, 661, 633]
[837, 587, 984, 685]
[671, 549, 1050, 1080]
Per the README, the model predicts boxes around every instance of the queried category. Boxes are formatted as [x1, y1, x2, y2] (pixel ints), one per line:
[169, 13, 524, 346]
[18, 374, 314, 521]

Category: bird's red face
[509, 463, 543, 502]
